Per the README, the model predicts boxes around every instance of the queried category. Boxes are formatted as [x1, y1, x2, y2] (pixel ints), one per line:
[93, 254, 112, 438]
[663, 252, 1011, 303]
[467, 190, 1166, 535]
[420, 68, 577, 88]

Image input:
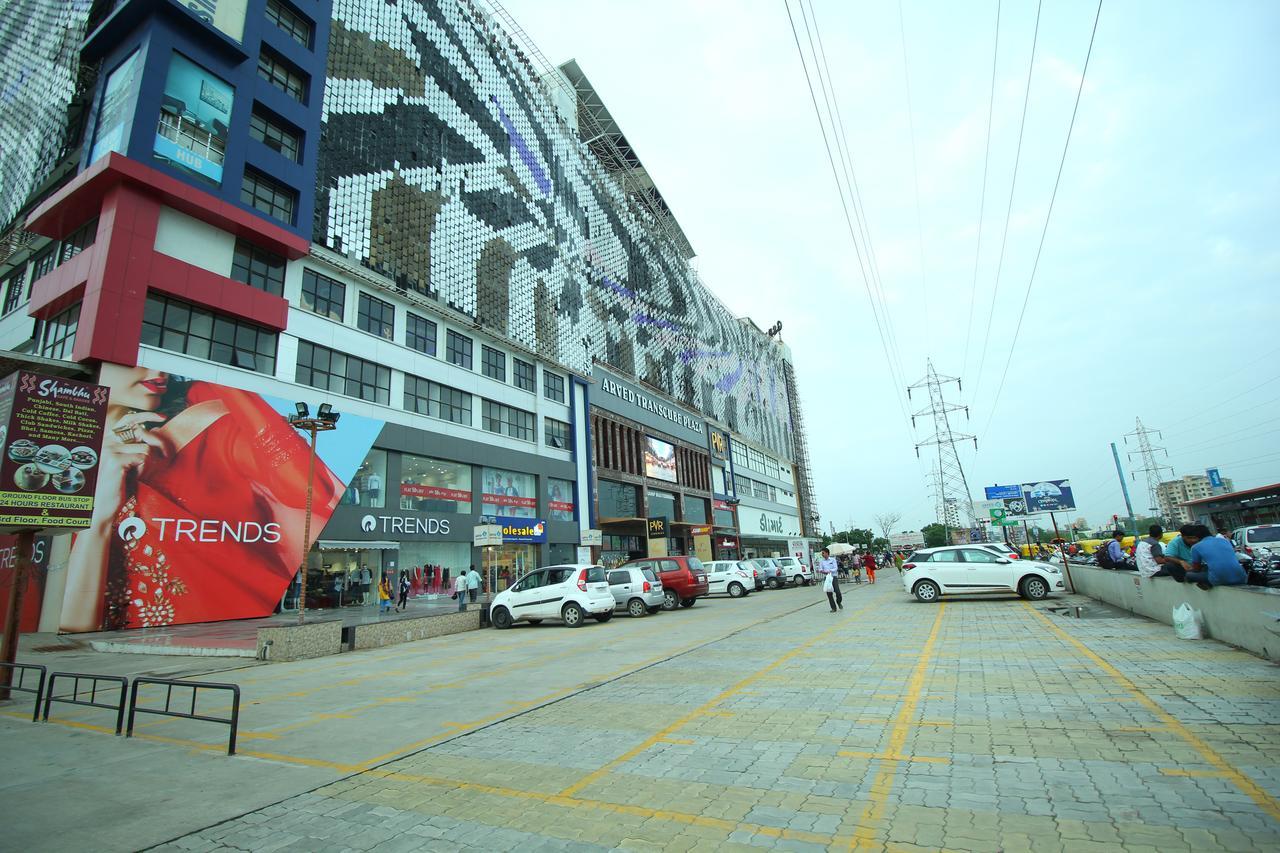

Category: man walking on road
[818, 547, 842, 612]
[466, 565, 482, 603]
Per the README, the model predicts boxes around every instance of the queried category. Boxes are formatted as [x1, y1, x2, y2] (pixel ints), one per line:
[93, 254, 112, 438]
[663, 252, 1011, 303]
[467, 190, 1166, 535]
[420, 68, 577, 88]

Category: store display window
[648, 489, 677, 522]
[400, 454, 472, 513]
[547, 477, 575, 521]
[341, 448, 386, 508]
[599, 480, 639, 519]
[398, 542, 472, 595]
[481, 467, 536, 517]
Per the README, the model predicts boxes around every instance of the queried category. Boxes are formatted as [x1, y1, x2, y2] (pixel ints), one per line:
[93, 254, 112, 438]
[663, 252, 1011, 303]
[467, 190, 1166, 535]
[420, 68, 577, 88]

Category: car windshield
[688, 557, 705, 571]
[586, 567, 607, 583]
[1249, 527, 1280, 543]
[641, 568, 658, 582]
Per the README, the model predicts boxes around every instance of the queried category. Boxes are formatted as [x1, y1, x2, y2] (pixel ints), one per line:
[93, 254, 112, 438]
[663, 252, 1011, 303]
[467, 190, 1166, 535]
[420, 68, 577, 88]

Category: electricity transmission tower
[909, 360, 978, 532]
[1125, 418, 1173, 518]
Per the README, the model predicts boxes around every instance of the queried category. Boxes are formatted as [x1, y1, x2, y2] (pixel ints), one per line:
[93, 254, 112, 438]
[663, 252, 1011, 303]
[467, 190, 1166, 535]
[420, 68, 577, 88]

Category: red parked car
[620, 555, 709, 610]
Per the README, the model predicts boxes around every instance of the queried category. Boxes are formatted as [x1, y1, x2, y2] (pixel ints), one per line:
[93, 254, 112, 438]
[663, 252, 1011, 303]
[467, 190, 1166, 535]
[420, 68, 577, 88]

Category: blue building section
[78, 0, 331, 238]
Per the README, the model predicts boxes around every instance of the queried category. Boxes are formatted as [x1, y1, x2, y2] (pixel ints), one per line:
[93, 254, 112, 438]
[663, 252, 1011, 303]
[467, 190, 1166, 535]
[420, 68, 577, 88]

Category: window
[513, 358, 535, 392]
[481, 467, 536, 517]
[257, 49, 306, 101]
[59, 218, 97, 264]
[683, 498, 709, 525]
[544, 417, 570, 450]
[357, 293, 394, 340]
[344, 448, 386, 508]
[38, 303, 79, 360]
[301, 269, 345, 321]
[400, 453, 472, 512]
[482, 399, 535, 442]
[231, 238, 285, 296]
[241, 168, 296, 223]
[406, 313, 436, 356]
[607, 570, 629, 586]
[446, 330, 472, 369]
[543, 371, 565, 403]
[31, 247, 57, 282]
[1, 264, 27, 315]
[265, 0, 312, 48]
[960, 549, 1002, 563]
[249, 107, 301, 162]
[547, 477, 574, 521]
[295, 341, 390, 403]
[404, 374, 472, 425]
[481, 345, 506, 381]
[649, 489, 677, 523]
[598, 480, 640, 519]
[141, 293, 278, 374]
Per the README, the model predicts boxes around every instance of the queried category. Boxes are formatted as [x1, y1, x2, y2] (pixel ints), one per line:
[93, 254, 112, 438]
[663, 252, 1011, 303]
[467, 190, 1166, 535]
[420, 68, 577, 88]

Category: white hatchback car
[703, 561, 754, 597]
[902, 545, 1065, 602]
[773, 556, 814, 586]
[490, 564, 616, 628]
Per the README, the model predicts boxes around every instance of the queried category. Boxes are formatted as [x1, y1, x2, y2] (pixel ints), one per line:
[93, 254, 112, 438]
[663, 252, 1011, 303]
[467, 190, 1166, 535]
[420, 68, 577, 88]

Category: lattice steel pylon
[909, 360, 978, 529]
[1125, 418, 1174, 518]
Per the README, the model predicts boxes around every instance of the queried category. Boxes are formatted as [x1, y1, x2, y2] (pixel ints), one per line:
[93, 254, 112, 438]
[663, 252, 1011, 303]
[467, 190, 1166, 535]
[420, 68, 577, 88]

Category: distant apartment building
[1157, 473, 1235, 524]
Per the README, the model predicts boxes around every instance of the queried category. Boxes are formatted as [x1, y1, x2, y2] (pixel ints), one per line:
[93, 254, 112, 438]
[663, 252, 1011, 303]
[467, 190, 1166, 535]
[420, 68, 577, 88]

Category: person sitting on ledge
[1179, 524, 1247, 590]
[1151, 525, 1195, 581]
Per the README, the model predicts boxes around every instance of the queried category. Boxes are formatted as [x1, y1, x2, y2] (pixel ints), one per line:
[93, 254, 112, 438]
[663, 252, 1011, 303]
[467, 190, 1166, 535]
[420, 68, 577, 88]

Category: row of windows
[482, 399, 535, 442]
[143, 293, 278, 375]
[265, 0, 313, 48]
[731, 441, 789, 483]
[38, 304, 80, 360]
[1, 219, 98, 317]
[241, 168, 296, 224]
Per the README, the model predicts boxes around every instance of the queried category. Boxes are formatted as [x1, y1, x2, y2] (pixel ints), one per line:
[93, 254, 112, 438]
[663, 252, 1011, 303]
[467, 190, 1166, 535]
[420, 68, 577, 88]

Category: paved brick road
[149, 581, 1280, 852]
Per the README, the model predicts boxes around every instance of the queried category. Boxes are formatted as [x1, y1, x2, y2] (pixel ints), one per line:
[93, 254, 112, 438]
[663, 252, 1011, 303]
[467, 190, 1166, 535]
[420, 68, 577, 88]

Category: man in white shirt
[818, 547, 842, 612]
[1135, 525, 1164, 578]
[466, 565, 482, 603]
[455, 570, 469, 612]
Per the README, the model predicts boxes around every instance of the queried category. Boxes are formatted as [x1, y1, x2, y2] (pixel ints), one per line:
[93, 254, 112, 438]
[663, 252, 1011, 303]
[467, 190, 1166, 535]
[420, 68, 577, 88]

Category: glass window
[1, 263, 27, 315]
[649, 490, 677, 523]
[265, 0, 313, 47]
[599, 480, 640, 520]
[240, 167, 296, 223]
[543, 371, 565, 403]
[544, 417, 571, 450]
[141, 293, 277, 373]
[446, 330, 472, 369]
[513, 358, 535, 392]
[714, 508, 735, 528]
[59, 218, 97, 264]
[960, 549, 1001, 563]
[249, 106, 301, 162]
[482, 399, 535, 442]
[257, 49, 306, 101]
[481, 345, 505, 381]
[295, 341, 390, 404]
[301, 269, 345, 321]
[38, 303, 80, 360]
[683, 498, 708, 525]
[404, 375, 471, 425]
[340, 448, 386, 508]
[357, 292, 394, 340]
[406, 312, 436, 355]
[31, 247, 57, 282]
[547, 477, 574, 521]
[230, 238, 285, 295]
[481, 468, 537, 518]
[607, 570, 630, 586]
[400, 454, 472, 513]
[155, 55, 232, 184]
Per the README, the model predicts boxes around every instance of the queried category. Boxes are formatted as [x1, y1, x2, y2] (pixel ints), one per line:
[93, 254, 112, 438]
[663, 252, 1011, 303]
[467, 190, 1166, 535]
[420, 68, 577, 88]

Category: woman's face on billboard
[100, 364, 170, 412]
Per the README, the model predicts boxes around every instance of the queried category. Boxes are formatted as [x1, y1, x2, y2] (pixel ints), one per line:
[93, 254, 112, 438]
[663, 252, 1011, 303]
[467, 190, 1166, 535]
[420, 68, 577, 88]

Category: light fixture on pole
[288, 401, 339, 624]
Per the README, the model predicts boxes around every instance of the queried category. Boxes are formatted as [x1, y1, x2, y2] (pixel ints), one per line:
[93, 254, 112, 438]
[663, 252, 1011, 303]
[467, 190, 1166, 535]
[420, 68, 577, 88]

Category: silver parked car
[606, 566, 665, 617]
[750, 558, 786, 589]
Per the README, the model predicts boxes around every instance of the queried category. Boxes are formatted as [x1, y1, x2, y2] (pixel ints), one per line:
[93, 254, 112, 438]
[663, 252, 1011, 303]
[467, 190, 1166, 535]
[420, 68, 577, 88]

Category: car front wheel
[491, 606, 512, 629]
[767, 577, 780, 589]
[1021, 576, 1050, 600]
[562, 602, 585, 627]
[663, 589, 679, 610]
[728, 582, 745, 598]
[913, 580, 941, 603]
[627, 598, 648, 617]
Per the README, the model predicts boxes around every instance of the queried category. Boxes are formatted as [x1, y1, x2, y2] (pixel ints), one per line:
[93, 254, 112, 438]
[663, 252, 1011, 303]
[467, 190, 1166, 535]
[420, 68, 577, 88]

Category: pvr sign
[647, 516, 667, 538]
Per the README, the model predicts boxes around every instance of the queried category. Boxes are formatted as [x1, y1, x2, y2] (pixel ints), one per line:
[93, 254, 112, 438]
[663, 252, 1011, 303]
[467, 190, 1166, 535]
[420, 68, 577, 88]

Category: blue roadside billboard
[984, 484, 1023, 501]
[1022, 480, 1076, 514]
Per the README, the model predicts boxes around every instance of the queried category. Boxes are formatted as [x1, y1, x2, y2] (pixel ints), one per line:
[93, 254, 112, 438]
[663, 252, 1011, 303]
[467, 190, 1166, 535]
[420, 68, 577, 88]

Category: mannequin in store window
[441, 565, 451, 591]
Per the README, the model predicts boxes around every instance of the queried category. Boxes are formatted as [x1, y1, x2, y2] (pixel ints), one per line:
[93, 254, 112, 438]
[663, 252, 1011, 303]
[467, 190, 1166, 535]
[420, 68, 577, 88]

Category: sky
[501, 0, 1280, 533]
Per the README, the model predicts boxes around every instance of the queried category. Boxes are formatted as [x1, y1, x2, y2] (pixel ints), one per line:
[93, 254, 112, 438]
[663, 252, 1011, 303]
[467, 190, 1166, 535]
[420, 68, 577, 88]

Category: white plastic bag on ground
[1173, 602, 1204, 640]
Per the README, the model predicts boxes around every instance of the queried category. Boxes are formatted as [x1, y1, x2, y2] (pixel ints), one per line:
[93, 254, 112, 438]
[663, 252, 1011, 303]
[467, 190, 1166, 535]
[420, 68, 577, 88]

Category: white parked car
[773, 556, 813, 586]
[901, 545, 1065, 603]
[490, 564, 616, 628]
[703, 561, 754, 597]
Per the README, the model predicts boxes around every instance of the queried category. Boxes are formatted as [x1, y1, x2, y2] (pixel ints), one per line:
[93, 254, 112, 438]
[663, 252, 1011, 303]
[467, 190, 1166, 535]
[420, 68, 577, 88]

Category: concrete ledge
[351, 609, 481, 651]
[1070, 565, 1280, 659]
[256, 620, 342, 662]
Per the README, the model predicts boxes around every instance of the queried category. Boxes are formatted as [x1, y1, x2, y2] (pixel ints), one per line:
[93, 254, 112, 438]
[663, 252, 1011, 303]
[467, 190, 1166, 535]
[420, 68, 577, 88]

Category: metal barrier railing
[0, 662, 47, 721]
[127, 678, 241, 756]
[42, 672, 129, 734]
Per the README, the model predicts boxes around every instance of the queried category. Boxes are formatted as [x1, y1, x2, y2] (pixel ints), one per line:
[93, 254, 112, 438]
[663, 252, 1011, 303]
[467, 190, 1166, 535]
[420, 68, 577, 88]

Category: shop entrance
[484, 543, 538, 591]
[287, 542, 398, 611]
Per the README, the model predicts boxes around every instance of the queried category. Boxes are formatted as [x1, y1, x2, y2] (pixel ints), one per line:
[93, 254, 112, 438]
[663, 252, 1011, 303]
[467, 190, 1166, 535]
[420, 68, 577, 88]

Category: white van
[1231, 525, 1280, 557]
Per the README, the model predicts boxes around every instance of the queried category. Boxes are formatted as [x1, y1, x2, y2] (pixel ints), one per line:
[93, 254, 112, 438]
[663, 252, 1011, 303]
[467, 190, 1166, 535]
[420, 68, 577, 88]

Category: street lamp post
[288, 402, 339, 625]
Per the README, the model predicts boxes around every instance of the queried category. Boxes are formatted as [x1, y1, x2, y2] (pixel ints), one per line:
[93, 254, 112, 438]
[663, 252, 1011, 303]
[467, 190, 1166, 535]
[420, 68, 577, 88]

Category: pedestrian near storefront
[818, 547, 842, 612]
[466, 565, 481, 603]
[378, 577, 393, 613]
[396, 572, 411, 611]
[454, 571, 469, 611]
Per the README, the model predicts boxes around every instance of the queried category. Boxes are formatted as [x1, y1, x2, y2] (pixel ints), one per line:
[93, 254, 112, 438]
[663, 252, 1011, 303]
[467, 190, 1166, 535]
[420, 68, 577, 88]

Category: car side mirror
[996, 558, 1011, 564]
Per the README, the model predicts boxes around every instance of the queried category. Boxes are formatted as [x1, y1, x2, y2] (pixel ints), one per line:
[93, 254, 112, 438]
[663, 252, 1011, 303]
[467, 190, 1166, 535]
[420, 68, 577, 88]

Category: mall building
[0, 0, 819, 633]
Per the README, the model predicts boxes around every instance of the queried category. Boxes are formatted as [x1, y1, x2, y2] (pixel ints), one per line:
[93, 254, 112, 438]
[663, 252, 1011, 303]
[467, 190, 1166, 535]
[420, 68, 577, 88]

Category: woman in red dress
[62, 365, 342, 631]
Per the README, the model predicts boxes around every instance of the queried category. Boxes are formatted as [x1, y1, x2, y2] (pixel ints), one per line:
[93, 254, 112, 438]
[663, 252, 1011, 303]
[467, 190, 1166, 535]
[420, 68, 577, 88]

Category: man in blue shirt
[1152, 525, 1195, 580]
[817, 547, 842, 612]
[1105, 530, 1127, 568]
[1182, 525, 1246, 589]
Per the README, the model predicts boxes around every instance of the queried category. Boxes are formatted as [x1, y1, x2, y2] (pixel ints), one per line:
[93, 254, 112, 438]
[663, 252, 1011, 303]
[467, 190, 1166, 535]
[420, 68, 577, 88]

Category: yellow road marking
[838, 749, 950, 764]
[1160, 768, 1228, 778]
[849, 603, 947, 850]
[1024, 602, 1280, 822]
[660, 737, 695, 745]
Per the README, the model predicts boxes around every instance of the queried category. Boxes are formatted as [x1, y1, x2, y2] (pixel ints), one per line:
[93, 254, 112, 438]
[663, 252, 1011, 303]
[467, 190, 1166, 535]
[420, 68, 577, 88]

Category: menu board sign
[0, 371, 109, 528]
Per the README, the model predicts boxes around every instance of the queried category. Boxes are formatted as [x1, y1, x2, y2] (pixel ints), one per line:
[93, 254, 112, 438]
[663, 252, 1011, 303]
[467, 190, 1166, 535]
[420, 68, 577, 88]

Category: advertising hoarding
[1207, 468, 1223, 490]
[889, 531, 926, 548]
[497, 517, 546, 544]
[0, 371, 109, 529]
[1022, 479, 1076, 514]
[154, 53, 234, 184]
[984, 484, 1023, 501]
[643, 436, 678, 483]
[90, 49, 142, 163]
[59, 365, 382, 632]
[175, 0, 249, 42]
[737, 505, 802, 539]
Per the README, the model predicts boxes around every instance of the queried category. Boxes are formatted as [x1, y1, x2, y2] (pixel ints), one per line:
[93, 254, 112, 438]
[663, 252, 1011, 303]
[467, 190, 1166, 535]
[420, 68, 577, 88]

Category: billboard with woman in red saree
[61, 365, 381, 631]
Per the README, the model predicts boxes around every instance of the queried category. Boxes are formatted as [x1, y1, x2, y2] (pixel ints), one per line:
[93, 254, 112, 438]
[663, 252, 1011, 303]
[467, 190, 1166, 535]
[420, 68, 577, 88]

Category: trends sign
[360, 514, 452, 535]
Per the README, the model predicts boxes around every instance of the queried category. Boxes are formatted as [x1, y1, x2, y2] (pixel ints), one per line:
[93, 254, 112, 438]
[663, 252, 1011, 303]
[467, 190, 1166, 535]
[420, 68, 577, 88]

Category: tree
[873, 512, 903, 541]
[921, 523, 948, 548]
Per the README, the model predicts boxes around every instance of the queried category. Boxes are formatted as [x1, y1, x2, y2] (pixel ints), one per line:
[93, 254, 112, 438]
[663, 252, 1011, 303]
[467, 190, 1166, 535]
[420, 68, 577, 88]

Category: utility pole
[1111, 442, 1139, 540]
[909, 360, 978, 538]
[1124, 418, 1174, 519]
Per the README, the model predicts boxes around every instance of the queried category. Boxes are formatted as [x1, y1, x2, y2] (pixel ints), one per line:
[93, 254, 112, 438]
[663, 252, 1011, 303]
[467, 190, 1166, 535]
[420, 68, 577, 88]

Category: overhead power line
[897, 0, 930, 329]
[982, 0, 1104, 436]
